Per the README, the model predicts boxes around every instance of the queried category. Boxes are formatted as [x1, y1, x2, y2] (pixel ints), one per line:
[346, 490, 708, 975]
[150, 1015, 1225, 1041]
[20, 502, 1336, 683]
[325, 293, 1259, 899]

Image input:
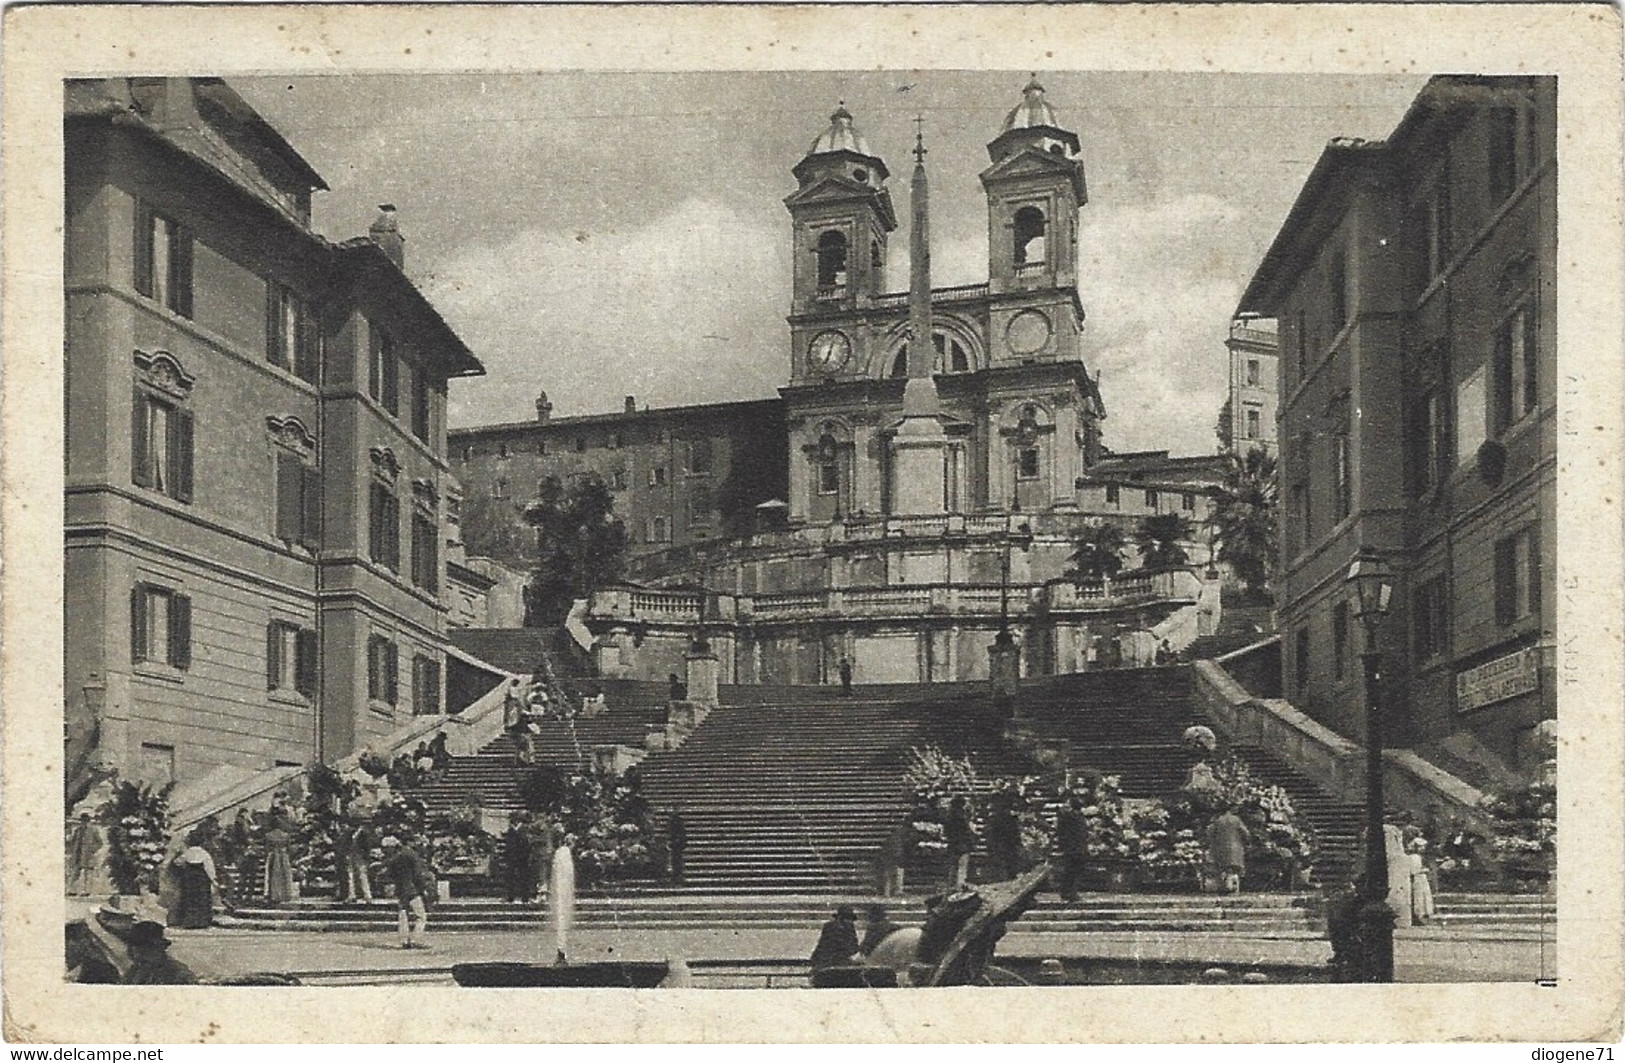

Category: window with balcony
[131, 583, 191, 671]
[816, 230, 848, 290]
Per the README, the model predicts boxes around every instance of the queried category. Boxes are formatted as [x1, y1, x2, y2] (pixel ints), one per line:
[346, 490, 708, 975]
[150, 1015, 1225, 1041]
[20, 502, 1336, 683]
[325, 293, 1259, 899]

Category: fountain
[451, 840, 672, 988]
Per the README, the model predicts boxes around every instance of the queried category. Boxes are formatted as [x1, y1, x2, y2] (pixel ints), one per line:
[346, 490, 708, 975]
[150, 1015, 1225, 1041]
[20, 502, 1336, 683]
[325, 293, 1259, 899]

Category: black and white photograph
[4, 3, 1622, 1046]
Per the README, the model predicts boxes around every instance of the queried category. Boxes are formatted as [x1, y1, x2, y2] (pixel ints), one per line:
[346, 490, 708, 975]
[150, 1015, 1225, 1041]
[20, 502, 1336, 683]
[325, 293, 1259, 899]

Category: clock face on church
[807, 330, 852, 374]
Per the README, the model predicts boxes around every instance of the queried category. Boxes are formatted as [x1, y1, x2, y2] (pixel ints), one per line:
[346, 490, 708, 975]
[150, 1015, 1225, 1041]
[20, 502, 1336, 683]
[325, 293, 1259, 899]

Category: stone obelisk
[890, 122, 950, 515]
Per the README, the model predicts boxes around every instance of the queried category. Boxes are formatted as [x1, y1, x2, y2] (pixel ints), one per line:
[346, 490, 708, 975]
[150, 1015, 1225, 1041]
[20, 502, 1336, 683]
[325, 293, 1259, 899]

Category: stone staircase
[219, 891, 1553, 939]
[636, 696, 940, 892]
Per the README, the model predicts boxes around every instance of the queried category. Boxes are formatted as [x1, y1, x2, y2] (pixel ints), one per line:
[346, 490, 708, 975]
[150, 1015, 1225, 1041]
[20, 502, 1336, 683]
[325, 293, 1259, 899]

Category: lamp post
[998, 416, 1042, 639]
[1346, 545, 1396, 982]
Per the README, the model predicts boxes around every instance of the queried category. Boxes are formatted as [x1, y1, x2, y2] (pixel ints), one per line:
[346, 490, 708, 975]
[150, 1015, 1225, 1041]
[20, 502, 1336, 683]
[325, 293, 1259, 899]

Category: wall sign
[1456, 647, 1539, 713]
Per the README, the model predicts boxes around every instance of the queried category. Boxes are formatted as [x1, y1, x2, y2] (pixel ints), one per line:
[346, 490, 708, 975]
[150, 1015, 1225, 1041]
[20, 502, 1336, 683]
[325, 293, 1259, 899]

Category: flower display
[97, 778, 173, 894]
[1480, 779, 1555, 886]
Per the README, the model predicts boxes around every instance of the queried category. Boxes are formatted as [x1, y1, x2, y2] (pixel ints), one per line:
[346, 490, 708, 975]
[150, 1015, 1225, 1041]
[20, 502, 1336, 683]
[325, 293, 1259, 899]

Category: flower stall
[98, 779, 173, 895]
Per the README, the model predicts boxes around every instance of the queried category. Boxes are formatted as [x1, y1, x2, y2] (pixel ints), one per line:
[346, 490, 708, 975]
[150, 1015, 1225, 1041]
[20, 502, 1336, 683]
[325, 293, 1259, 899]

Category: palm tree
[1067, 521, 1127, 581]
[1135, 512, 1193, 570]
[1209, 446, 1279, 598]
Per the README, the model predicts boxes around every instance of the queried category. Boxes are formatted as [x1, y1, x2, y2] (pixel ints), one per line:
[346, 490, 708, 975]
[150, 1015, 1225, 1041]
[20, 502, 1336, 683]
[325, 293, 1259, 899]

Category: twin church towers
[782, 77, 1105, 525]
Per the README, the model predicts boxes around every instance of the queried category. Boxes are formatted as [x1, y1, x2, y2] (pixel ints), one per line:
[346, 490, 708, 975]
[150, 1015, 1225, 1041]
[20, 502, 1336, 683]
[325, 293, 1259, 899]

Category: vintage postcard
[3, 2, 1621, 1045]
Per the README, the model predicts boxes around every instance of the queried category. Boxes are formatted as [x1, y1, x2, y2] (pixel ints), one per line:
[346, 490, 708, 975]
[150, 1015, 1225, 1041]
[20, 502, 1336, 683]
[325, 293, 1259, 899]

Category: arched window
[870, 240, 882, 271]
[1013, 206, 1047, 266]
[815, 432, 840, 495]
[816, 231, 848, 290]
[890, 332, 971, 377]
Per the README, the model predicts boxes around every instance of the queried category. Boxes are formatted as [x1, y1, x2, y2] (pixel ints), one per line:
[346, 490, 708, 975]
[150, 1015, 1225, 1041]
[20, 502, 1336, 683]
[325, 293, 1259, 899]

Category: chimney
[369, 204, 405, 268]
[535, 391, 553, 424]
[624, 396, 637, 414]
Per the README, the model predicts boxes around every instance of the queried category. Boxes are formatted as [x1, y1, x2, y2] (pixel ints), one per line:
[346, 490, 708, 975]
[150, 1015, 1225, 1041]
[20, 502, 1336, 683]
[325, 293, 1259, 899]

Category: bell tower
[785, 106, 897, 383]
[980, 77, 1088, 365]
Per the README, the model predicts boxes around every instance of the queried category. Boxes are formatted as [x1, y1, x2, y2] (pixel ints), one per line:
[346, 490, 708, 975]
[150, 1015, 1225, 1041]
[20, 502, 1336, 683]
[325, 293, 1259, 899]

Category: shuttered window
[274, 453, 322, 549]
[368, 635, 398, 705]
[133, 203, 193, 318]
[412, 654, 441, 716]
[131, 390, 194, 503]
[131, 583, 191, 670]
[369, 482, 401, 571]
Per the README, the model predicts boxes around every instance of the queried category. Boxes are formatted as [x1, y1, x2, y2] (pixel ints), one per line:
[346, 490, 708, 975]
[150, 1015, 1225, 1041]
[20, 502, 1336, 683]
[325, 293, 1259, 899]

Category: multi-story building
[64, 77, 486, 788]
[1238, 75, 1556, 774]
[450, 396, 787, 566]
[1221, 319, 1279, 458]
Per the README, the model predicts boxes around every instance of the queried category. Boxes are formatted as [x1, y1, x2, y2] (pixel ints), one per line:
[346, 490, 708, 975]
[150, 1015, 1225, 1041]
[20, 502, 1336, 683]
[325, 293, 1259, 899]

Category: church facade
[454, 81, 1223, 687]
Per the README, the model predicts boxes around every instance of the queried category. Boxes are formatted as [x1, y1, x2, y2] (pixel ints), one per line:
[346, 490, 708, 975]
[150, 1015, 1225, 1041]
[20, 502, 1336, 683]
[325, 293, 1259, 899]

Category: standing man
[380, 835, 434, 949]
[1206, 804, 1251, 895]
[837, 656, 854, 698]
[502, 812, 530, 903]
[1053, 793, 1086, 902]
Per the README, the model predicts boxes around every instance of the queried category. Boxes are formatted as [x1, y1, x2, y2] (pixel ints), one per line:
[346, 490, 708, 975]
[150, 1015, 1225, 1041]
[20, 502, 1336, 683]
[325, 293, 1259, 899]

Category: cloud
[1077, 194, 1255, 456]
[432, 198, 789, 427]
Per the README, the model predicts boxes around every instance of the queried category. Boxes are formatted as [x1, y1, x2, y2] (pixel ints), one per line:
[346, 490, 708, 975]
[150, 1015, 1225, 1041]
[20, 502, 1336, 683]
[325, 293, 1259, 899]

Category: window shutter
[131, 390, 152, 488]
[388, 495, 402, 571]
[171, 408, 194, 502]
[385, 643, 399, 705]
[276, 452, 303, 541]
[295, 305, 320, 385]
[169, 593, 191, 670]
[368, 327, 382, 399]
[1522, 308, 1539, 415]
[1493, 324, 1513, 433]
[169, 226, 194, 318]
[366, 637, 380, 700]
[295, 627, 318, 698]
[131, 585, 148, 663]
[266, 286, 286, 367]
[301, 465, 323, 550]
[1494, 537, 1515, 625]
[266, 622, 282, 689]
[1526, 528, 1542, 614]
[425, 518, 438, 593]
[383, 349, 399, 415]
[133, 204, 154, 297]
[369, 483, 386, 563]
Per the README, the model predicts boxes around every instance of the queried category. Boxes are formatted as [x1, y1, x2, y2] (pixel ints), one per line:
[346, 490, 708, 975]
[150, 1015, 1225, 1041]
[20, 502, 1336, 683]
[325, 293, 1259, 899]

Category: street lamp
[1346, 545, 1395, 982]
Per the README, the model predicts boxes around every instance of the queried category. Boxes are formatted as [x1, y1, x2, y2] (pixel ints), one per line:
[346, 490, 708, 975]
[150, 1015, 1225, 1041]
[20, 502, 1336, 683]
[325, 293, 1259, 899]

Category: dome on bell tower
[987, 75, 1082, 164]
[792, 103, 890, 189]
[808, 104, 874, 157]
[1002, 76, 1062, 133]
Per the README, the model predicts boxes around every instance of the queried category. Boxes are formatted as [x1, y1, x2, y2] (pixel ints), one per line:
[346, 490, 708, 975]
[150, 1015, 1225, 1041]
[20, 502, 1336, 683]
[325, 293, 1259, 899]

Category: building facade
[1221, 320, 1279, 457]
[1239, 75, 1556, 774]
[65, 77, 485, 788]
[450, 396, 787, 567]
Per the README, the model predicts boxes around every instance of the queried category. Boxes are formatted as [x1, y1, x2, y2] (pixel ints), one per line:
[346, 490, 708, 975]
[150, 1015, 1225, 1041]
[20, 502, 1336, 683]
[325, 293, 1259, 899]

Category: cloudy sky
[238, 71, 1426, 454]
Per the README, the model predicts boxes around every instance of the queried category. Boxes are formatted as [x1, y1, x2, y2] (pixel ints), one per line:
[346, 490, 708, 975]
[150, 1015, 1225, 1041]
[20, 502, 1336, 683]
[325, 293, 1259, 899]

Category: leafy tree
[1209, 446, 1278, 597]
[1214, 399, 1234, 452]
[461, 494, 535, 565]
[1135, 512, 1194, 570]
[522, 474, 629, 626]
[1066, 520, 1127, 581]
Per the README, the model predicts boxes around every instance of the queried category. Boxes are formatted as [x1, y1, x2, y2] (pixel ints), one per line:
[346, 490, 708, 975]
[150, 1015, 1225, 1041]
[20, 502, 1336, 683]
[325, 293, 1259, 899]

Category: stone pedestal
[988, 631, 1021, 701]
[685, 649, 719, 708]
[890, 411, 949, 516]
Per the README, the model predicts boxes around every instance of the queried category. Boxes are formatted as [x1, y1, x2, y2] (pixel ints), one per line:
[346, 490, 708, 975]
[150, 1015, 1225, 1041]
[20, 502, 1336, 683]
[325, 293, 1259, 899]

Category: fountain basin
[451, 961, 670, 988]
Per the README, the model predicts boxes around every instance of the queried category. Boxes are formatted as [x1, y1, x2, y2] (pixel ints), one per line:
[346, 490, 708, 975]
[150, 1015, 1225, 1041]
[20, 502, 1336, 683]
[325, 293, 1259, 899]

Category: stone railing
[1191, 657, 1492, 829]
[167, 665, 517, 833]
[592, 572, 1198, 629]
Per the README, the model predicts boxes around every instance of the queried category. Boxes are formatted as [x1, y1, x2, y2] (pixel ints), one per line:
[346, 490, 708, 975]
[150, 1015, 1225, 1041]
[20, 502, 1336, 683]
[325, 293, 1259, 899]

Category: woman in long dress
[263, 820, 297, 905]
[170, 834, 218, 929]
[1382, 822, 1413, 928]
